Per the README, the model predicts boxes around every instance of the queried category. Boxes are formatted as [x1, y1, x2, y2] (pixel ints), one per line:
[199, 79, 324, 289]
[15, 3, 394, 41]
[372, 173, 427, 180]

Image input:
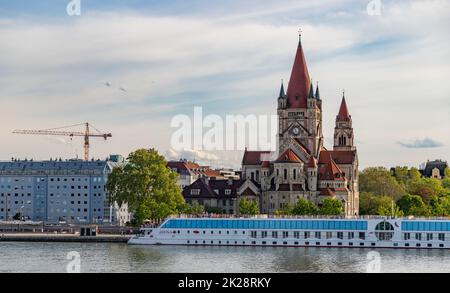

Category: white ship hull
[128, 217, 450, 249]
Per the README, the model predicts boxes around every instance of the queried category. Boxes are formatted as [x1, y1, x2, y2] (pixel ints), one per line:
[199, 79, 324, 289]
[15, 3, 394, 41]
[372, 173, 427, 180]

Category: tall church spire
[279, 80, 286, 98]
[286, 33, 311, 108]
[336, 92, 351, 121]
[315, 83, 321, 100]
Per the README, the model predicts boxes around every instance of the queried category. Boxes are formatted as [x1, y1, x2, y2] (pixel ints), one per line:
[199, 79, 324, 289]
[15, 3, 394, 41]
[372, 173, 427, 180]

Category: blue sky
[0, 0, 449, 169]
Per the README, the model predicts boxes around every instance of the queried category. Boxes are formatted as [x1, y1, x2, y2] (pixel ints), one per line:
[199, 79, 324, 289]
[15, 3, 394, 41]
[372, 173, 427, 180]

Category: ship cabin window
[326, 232, 332, 239]
[294, 231, 300, 239]
[337, 232, 343, 239]
[427, 244, 432, 248]
[294, 242, 299, 245]
[315, 242, 320, 246]
[262, 241, 266, 245]
[427, 233, 433, 241]
[283, 241, 288, 245]
[349, 242, 353, 246]
[315, 232, 321, 239]
[304, 232, 310, 239]
[404, 233, 410, 240]
[375, 221, 394, 241]
[416, 243, 421, 247]
[439, 233, 445, 241]
[251, 231, 257, 238]
[272, 231, 278, 239]
[305, 242, 310, 246]
[283, 231, 289, 238]
[359, 243, 364, 246]
[273, 241, 277, 245]
[261, 231, 268, 238]
[415, 233, 422, 241]
[439, 244, 444, 248]
[211, 231, 214, 234]
[404, 243, 410, 247]
[252, 241, 256, 245]
[359, 232, 366, 240]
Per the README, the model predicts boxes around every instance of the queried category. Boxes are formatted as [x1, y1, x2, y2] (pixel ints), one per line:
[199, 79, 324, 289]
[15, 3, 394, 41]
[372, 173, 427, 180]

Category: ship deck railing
[166, 214, 450, 221]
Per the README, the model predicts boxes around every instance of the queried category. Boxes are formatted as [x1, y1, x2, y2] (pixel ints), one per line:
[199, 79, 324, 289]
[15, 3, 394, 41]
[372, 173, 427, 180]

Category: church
[241, 35, 359, 216]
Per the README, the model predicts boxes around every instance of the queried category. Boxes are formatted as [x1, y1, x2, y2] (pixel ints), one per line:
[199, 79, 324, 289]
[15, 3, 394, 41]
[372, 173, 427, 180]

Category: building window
[293, 169, 297, 180]
[284, 169, 287, 180]
[191, 189, 200, 195]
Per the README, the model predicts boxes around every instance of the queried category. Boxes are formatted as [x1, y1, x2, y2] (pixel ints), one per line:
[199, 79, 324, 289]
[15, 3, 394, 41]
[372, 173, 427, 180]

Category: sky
[0, 0, 449, 170]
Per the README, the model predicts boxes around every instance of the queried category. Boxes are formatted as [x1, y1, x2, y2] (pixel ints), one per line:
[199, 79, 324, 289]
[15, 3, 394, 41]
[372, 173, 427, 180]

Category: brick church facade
[241, 35, 359, 216]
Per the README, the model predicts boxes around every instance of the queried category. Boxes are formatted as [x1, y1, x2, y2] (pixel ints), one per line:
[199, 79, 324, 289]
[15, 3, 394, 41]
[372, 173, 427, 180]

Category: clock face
[292, 127, 300, 135]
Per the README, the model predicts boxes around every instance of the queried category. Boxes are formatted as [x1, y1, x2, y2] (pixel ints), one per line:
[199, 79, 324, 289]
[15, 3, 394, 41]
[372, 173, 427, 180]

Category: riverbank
[0, 233, 131, 243]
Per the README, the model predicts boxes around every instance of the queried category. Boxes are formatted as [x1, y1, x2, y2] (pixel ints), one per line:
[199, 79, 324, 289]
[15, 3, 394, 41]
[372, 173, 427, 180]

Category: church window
[284, 169, 288, 180]
[256, 170, 259, 180]
[293, 169, 297, 180]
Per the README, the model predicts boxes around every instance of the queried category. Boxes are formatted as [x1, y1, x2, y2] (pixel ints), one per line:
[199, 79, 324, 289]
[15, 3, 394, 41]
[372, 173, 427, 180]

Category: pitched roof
[308, 156, 317, 168]
[318, 152, 346, 181]
[319, 150, 356, 165]
[293, 138, 311, 155]
[336, 95, 351, 121]
[286, 36, 311, 109]
[242, 150, 271, 166]
[275, 149, 302, 163]
[319, 188, 336, 197]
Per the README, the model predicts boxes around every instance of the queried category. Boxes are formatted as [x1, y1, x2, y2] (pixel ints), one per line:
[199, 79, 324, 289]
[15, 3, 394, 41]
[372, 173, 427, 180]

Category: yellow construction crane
[13, 122, 112, 161]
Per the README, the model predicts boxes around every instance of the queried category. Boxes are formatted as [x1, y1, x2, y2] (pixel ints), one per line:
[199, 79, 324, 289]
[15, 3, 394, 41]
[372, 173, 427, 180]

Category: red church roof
[275, 149, 303, 163]
[242, 150, 271, 166]
[337, 96, 351, 121]
[308, 156, 317, 168]
[318, 151, 346, 181]
[286, 36, 311, 109]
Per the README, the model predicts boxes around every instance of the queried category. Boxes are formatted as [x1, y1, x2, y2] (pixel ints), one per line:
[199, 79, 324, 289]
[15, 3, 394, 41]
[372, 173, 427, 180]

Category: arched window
[339, 135, 347, 146]
[375, 221, 395, 241]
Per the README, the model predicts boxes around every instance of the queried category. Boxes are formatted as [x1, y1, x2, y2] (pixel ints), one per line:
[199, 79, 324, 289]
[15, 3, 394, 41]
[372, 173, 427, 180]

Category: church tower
[278, 34, 323, 160]
[333, 93, 355, 151]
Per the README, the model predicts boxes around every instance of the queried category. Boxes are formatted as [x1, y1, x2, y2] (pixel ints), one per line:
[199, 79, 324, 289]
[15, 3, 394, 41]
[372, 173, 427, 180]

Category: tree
[445, 168, 450, 178]
[181, 202, 205, 215]
[106, 148, 185, 224]
[319, 198, 343, 215]
[359, 192, 379, 215]
[239, 198, 260, 215]
[360, 167, 406, 200]
[397, 194, 431, 216]
[275, 203, 294, 216]
[376, 197, 404, 217]
[407, 178, 445, 204]
[292, 198, 318, 215]
[430, 196, 450, 217]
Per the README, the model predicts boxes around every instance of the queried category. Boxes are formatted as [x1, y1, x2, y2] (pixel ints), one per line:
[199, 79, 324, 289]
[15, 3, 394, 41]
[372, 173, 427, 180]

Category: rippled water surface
[0, 242, 449, 273]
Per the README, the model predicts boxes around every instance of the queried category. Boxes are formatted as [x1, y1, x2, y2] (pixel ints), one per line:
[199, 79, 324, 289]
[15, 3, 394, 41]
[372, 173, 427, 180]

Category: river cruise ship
[128, 216, 450, 249]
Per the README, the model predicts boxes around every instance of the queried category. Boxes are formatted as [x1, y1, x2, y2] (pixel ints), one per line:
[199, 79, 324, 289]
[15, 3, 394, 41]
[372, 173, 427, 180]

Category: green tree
[407, 178, 445, 204]
[443, 178, 450, 190]
[359, 192, 379, 215]
[376, 196, 404, 217]
[430, 196, 450, 217]
[292, 198, 318, 215]
[397, 194, 431, 216]
[319, 198, 343, 215]
[445, 168, 450, 178]
[360, 167, 406, 200]
[239, 198, 260, 215]
[106, 148, 185, 224]
[275, 203, 294, 216]
[181, 202, 205, 215]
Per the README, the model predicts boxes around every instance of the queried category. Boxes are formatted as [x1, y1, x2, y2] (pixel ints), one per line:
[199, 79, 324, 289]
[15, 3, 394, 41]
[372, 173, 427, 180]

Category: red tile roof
[319, 188, 336, 197]
[319, 150, 356, 165]
[337, 96, 351, 121]
[318, 152, 346, 181]
[275, 149, 302, 163]
[286, 37, 311, 109]
[308, 156, 317, 168]
[242, 150, 271, 166]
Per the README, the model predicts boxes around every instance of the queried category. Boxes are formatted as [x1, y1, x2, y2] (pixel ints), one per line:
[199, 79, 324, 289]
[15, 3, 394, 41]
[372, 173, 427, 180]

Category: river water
[0, 242, 449, 273]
